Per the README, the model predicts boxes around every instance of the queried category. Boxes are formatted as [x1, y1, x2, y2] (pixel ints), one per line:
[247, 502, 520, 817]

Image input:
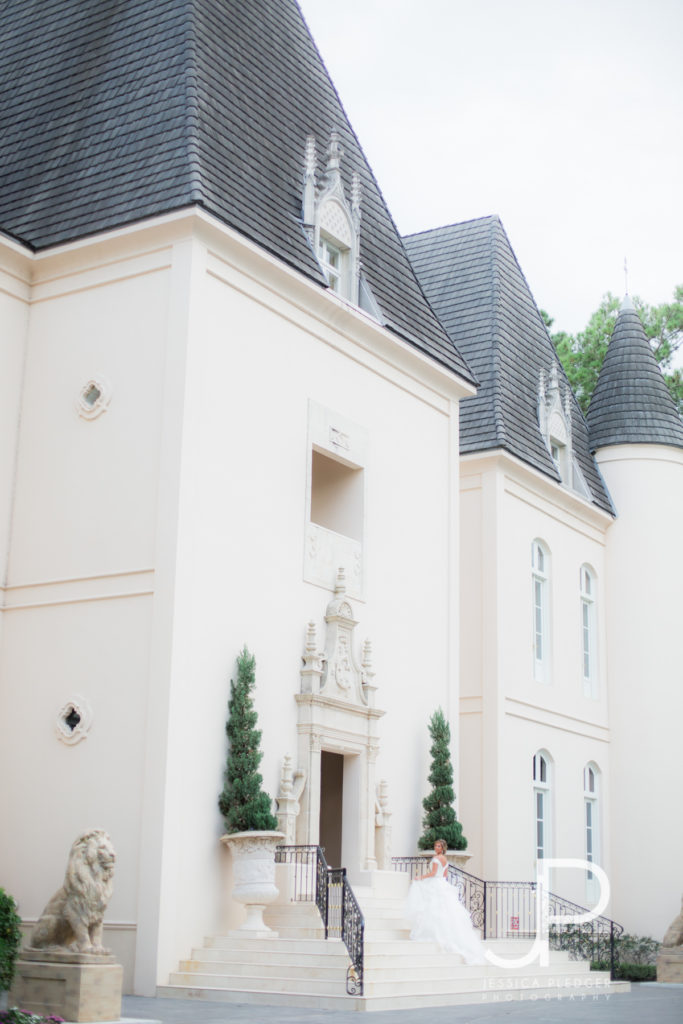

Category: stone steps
[160, 876, 631, 1011]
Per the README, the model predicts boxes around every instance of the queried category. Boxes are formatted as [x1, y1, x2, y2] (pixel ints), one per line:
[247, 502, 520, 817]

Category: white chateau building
[0, 0, 681, 1002]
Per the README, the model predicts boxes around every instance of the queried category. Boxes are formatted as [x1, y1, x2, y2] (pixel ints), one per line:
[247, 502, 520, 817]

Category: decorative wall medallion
[75, 377, 111, 420]
[55, 695, 93, 744]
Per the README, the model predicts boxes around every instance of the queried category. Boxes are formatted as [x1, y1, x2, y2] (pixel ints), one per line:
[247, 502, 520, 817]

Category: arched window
[580, 565, 598, 698]
[532, 751, 552, 860]
[583, 763, 600, 902]
[532, 541, 551, 682]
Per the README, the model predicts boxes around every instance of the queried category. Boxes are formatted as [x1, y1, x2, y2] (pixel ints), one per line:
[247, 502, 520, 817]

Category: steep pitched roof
[587, 297, 683, 451]
[0, 0, 473, 384]
[404, 216, 614, 514]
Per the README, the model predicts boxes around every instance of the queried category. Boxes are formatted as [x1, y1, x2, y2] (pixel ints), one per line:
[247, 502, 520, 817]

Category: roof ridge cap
[184, 2, 203, 203]
[488, 217, 508, 448]
[403, 214, 500, 242]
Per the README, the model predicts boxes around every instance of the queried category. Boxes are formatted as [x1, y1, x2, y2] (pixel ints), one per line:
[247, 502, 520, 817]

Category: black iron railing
[275, 845, 364, 995]
[391, 856, 622, 978]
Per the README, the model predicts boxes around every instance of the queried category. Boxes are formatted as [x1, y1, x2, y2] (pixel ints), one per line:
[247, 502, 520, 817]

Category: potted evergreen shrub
[218, 647, 283, 935]
[418, 708, 468, 858]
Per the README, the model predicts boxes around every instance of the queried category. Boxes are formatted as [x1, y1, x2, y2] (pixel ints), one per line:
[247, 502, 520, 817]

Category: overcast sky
[298, 0, 682, 336]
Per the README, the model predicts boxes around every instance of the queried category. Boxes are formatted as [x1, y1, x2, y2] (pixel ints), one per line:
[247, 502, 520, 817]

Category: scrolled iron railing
[391, 855, 622, 979]
[275, 844, 364, 995]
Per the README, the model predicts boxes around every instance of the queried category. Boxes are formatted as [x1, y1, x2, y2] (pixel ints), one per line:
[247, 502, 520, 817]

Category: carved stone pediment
[300, 568, 376, 708]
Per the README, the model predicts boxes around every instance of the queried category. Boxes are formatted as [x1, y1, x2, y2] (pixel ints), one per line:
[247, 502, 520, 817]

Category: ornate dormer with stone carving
[538, 364, 589, 496]
[303, 132, 361, 304]
[538, 364, 572, 478]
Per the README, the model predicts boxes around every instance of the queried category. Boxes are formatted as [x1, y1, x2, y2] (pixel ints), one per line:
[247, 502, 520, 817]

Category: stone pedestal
[9, 951, 123, 1022]
[657, 947, 683, 983]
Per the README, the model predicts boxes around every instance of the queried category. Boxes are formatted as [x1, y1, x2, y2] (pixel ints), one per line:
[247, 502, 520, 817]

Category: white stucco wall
[459, 455, 613, 913]
[0, 241, 30, 652]
[145, 223, 469, 989]
[0, 234, 172, 992]
[0, 212, 472, 995]
[597, 443, 683, 939]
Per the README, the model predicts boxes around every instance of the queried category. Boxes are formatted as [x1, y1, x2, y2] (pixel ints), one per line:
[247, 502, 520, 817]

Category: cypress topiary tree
[218, 646, 279, 833]
[418, 707, 467, 851]
[0, 887, 23, 993]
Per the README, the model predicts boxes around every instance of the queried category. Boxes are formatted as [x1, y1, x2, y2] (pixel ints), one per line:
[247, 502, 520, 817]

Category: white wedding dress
[405, 857, 486, 964]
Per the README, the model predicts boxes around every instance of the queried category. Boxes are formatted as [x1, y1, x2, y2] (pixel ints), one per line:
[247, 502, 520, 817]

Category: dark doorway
[319, 750, 343, 867]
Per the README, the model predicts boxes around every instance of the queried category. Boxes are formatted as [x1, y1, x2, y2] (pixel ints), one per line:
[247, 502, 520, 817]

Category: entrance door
[319, 751, 343, 867]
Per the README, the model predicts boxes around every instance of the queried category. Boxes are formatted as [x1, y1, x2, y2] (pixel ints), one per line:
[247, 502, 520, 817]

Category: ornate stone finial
[377, 778, 389, 812]
[325, 130, 343, 175]
[564, 391, 573, 438]
[361, 638, 377, 707]
[361, 638, 374, 678]
[280, 754, 294, 797]
[335, 567, 347, 596]
[301, 622, 324, 694]
[305, 621, 317, 654]
[351, 172, 362, 230]
[304, 135, 317, 181]
[303, 135, 318, 229]
[538, 368, 546, 403]
[548, 363, 560, 397]
[275, 756, 307, 849]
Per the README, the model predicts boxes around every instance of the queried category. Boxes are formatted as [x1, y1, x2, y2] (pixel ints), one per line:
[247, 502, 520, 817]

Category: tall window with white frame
[318, 235, 344, 294]
[532, 541, 550, 682]
[583, 763, 600, 903]
[533, 752, 551, 861]
[580, 565, 598, 698]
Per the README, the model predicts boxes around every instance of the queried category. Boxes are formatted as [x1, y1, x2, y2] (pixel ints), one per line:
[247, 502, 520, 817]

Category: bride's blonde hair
[435, 838, 447, 853]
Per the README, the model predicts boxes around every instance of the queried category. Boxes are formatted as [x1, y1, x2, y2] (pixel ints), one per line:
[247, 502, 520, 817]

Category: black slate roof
[404, 217, 614, 514]
[0, 0, 473, 384]
[587, 298, 683, 451]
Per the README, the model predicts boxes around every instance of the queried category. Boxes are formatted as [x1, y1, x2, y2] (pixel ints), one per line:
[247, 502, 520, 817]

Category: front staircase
[158, 859, 630, 1011]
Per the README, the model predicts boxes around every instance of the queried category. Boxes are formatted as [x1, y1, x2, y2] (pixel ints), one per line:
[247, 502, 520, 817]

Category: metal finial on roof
[621, 259, 635, 311]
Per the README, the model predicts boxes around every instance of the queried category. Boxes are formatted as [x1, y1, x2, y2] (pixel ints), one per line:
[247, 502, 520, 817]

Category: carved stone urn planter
[221, 830, 284, 936]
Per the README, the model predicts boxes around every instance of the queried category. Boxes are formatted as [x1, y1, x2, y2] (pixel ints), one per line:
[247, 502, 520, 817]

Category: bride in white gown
[405, 839, 486, 964]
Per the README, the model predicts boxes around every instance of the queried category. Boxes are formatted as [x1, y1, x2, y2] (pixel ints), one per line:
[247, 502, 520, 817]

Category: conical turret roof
[0, 0, 473, 384]
[587, 297, 683, 451]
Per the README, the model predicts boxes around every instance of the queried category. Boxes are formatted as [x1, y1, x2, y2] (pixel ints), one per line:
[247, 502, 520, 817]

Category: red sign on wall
[510, 916, 519, 931]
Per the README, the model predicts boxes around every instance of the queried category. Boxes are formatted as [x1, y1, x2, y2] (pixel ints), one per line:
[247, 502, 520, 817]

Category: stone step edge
[167, 967, 612, 992]
[158, 979, 630, 1011]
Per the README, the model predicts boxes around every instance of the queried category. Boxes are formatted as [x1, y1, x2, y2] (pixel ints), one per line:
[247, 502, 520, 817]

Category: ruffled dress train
[405, 858, 486, 965]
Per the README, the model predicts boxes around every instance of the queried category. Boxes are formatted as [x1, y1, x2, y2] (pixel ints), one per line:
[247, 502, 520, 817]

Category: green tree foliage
[418, 708, 467, 851]
[542, 285, 683, 416]
[0, 887, 23, 993]
[218, 647, 279, 833]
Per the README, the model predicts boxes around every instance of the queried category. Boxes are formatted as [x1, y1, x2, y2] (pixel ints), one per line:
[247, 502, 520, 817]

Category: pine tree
[218, 647, 279, 833]
[418, 708, 467, 851]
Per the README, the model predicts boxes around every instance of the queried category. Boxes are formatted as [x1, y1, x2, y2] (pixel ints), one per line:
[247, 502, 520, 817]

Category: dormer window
[302, 132, 363, 306]
[538, 364, 588, 495]
[318, 235, 344, 293]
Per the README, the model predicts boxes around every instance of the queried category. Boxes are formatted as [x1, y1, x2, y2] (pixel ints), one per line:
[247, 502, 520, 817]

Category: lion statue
[31, 828, 116, 955]
[662, 895, 683, 949]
